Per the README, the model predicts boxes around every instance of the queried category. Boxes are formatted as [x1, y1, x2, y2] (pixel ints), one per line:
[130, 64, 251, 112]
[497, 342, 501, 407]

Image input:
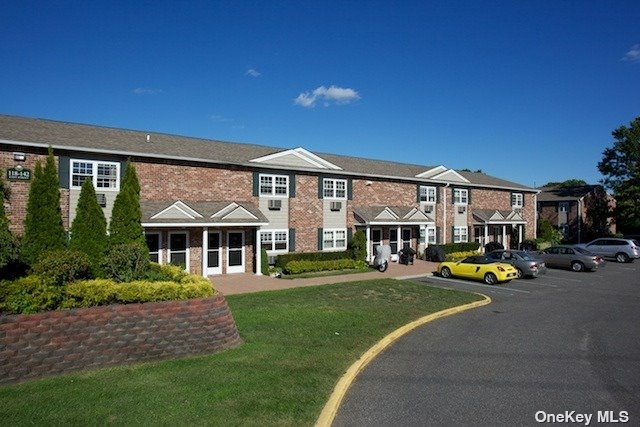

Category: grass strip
[0, 279, 482, 426]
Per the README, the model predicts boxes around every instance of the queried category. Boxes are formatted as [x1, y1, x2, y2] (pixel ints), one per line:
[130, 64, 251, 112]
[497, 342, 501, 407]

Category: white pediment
[151, 201, 202, 220]
[506, 211, 524, 221]
[489, 211, 505, 221]
[212, 203, 258, 221]
[415, 165, 447, 178]
[429, 169, 470, 183]
[404, 208, 431, 221]
[374, 207, 399, 220]
[250, 147, 342, 170]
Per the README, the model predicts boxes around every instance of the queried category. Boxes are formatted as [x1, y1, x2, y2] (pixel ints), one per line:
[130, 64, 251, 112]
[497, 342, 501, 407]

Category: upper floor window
[420, 186, 436, 203]
[453, 188, 468, 205]
[559, 202, 569, 212]
[323, 179, 347, 199]
[71, 160, 119, 190]
[259, 174, 288, 197]
[511, 193, 523, 208]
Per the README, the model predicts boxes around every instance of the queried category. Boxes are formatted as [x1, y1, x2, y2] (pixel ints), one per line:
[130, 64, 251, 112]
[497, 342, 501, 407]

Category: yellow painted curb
[315, 293, 492, 427]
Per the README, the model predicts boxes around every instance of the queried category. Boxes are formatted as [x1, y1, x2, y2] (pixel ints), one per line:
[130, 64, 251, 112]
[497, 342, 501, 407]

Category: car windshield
[574, 247, 596, 255]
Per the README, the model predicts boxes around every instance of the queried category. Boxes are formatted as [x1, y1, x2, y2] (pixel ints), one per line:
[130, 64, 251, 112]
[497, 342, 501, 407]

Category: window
[426, 227, 436, 245]
[559, 202, 568, 212]
[453, 188, 468, 204]
[323, 228, 347, 250]
[168, 232, 188, 270]
[260, 230, 289, 252]
[511, 193, 523, 208]
[259, 174, 288, 197]
[145, 233, 161, 264]
[453, 226, 468, 243]
[323, 179, 347, 199]
[420, 186, 436, 203]
[71, 160, 120, 190]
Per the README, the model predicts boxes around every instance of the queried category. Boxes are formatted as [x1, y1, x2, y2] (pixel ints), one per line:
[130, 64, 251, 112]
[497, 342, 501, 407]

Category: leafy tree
[541, 179, 588, 188]
[22, 148, 66, 266]
[598, 117, 640, 233]
[537, 219, 563, 245]
[349, 230, 367, 261]
[0, 171, 20, 272]
[108, 160, 146, 249]
[69, 178, 107, 276]
[584, 187, 612, 240]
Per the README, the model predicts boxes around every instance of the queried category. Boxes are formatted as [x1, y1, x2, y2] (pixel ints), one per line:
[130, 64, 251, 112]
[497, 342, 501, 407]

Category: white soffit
[415, 165, 447, 178]
[150, 200, 202, 220]
[249, 147, 342, 170]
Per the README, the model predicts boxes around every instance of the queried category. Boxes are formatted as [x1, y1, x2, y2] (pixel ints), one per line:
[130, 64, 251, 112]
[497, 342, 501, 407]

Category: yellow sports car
[437, 255, 518, 285]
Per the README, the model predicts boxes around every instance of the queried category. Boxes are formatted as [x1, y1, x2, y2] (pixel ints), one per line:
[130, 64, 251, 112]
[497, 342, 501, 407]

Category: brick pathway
[212, 259, 438, 295]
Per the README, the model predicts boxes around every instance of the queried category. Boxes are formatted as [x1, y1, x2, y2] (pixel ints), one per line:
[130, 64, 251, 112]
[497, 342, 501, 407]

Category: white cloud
[294, 85, 360, 108]
[133, 87, 162, 95]
[245, 68, 261, 77]
[623, 44, 640, 62]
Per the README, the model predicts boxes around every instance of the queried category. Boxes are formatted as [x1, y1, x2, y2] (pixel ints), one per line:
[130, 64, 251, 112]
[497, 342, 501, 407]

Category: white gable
[489, 211, 505, 221]
[415, 165, 447, 178]
[374, 207, 399, 220]
[212, 202, 258, 221]
[250, 147, 342, 170]
[429, 169, 470, 183]
[151, 201, 202, 220]
[404, 208, 430, 221]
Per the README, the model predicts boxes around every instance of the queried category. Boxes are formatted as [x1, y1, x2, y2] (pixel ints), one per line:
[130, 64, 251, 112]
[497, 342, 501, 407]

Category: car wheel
[571, 261, 584, 272]
[440, 267, 452, 278]
[484, 272, 497, 285]
[516, 268, 523, 279]
[615, 252, 629, 263]
[377, 262, 388, 272]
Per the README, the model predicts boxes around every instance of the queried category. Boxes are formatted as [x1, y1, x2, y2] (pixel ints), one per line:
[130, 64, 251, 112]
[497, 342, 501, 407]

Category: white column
[397, 226, 402, 251]
[484, 224, 488, 245]
[201, 227, 208, 278]
[502, 224, 507, 246]
[366, 226, 371, 261]
[519, 224, 523, 245]
[255, 227, 262, 275]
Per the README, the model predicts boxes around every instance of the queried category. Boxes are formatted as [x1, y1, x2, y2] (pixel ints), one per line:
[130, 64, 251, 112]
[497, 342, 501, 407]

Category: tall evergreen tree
[70, 178, 107, 276]
[22, 148, 66, 266]
[0, 171, 19, 271]
[109, 160, 146, 248]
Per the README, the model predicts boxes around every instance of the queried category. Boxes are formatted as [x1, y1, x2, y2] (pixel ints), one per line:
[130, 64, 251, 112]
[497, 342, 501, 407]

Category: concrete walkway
[212, 259, 438, 295]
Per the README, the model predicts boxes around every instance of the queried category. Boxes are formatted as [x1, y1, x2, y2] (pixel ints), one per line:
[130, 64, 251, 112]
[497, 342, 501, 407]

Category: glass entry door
[227, 231, 245, 274]
[371, 228, 382, 258]
[206, 231, 221, 275]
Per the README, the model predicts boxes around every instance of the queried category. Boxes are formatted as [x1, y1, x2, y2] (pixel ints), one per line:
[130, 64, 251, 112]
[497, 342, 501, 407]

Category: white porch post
[255, 227, 262, 275]
[201, 227, 208, 278]
[484, 225, 489, 246]
[397, 226, 402, 251]
[502, 225, 507, 247]
[519, 224, 523, 245]
[366, 226, 371, 262]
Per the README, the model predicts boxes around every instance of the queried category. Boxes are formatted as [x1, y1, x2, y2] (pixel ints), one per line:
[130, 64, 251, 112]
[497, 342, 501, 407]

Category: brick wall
[0, 295, 241, 384]
[290, 175, 323, 252]
[352, 178, 417, 206]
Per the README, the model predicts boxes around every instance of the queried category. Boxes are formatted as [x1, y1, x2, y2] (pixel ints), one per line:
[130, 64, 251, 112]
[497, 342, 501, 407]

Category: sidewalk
[213, 259, 438, 295]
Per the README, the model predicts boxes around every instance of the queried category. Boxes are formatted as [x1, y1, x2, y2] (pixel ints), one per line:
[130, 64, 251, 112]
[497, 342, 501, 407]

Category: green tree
[108, 160, 146, 249]
[598, 117, 640, 233]
[22, 148, 66, 266]
[541, 179, 588, 188]
[349, 230, 367, 261]
[0, 171, 20, 272]
[69, 178, 107, 276]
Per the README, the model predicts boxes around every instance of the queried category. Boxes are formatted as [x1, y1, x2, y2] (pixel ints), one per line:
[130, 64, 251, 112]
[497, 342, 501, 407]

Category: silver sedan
[486, 249, 547, 278]
[536, 245, 606, 272]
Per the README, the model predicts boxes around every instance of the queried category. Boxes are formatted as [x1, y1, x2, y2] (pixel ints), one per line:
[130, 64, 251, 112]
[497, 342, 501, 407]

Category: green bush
[433, 242, 481, 254]
[348, 230, 367, 261]
[275, 251, 351, 270]
[0, 276, 62, 314]
[32, 250, 92, 286]
[261, 248, 269, 275]
[144, 262, 188, 282]
[284, 258, 366, 275]
[69, 179, 107, 277]
[103, 243, 150, 282]
[445, 250, 481, 261]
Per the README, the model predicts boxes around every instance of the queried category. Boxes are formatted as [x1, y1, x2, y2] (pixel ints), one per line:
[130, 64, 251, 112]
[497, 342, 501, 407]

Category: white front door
[206, 231, 222, 275]
[227, 231, 245, 274]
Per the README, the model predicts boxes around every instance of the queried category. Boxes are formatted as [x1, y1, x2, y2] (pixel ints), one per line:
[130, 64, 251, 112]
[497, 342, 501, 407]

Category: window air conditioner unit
[268, 199, 282, 210]
[330, 201, 342, 211]
[457, 205, 466, 214]
[423, 205, 434, 213]
[96, 193, 107, 208]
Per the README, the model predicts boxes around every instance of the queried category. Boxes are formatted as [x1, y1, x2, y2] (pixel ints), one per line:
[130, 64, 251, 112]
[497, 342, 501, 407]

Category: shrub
[349, 230, 367, 261]
[261, 248, 269, 275]
[103, 243, 150, 283]
[0, 276, 62, 314]
[108, 160, 147, 251]
[445, 250, 481, 261]
[275, 250, 351, 271]
[0, 172, 20, 274]
[69, 179, 107, 277]
[144, 262, 188, 282]
[32, 250, 92, 286]
[284, 258, 366, 275]
[432, 242, 481, 255]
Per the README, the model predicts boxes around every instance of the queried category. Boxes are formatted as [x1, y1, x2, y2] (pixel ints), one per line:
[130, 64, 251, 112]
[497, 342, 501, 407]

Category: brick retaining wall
[0, 295, 241, 384]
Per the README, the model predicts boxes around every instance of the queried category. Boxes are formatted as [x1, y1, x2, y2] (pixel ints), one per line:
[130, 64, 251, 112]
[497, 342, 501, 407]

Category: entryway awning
[353, 205, 435, 226]
[141, 200, 269, 227]
[472, 209, 525, 225]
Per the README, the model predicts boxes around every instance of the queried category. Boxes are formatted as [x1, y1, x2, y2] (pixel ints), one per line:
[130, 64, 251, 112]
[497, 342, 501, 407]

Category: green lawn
[0, 279, 482, 426]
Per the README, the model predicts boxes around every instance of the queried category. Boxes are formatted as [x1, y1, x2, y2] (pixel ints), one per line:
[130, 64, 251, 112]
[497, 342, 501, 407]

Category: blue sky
[1, 1, 639, 188]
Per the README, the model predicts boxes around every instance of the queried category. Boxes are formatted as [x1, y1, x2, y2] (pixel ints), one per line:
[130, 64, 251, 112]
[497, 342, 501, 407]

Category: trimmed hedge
[275, 250, 352, 271]
[284, 259, 366, 275]
[445, 250, 481, 261]
[433, 242, 481, 254]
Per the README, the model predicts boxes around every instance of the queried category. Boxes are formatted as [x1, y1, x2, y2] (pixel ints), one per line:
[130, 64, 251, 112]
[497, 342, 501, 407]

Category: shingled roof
[0, 114, 535, 191]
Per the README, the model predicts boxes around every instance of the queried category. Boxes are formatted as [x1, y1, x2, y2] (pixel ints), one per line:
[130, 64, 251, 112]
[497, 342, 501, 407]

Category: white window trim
[420, 186, 437, 203]
[453, 188, 468, 205]
[426, 226, 436, 245]
[168, 231, 189, 271]
[323, 178, 347, 200]
[511, 193, 524, 208]
[323, 228, 348, 251]
[453, 226, 469, 243]
[260, 229, 289, 253]
[70, 159, 120, 191]
[259, 173, 289, 198]
[145, 231, 162, 264]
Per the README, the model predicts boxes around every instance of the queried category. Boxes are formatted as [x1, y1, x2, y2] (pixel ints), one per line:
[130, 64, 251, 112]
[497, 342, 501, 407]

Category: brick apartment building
[1, 115, 538, 276]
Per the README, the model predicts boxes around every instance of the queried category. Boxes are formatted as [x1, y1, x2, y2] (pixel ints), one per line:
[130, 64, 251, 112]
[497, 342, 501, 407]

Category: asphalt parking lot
[334, 261, 640, 426]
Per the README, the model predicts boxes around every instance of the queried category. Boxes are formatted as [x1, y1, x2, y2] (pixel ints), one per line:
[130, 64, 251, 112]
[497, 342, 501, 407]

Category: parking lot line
[424, 276, 531, 293]
[517, 280, 558, 287]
